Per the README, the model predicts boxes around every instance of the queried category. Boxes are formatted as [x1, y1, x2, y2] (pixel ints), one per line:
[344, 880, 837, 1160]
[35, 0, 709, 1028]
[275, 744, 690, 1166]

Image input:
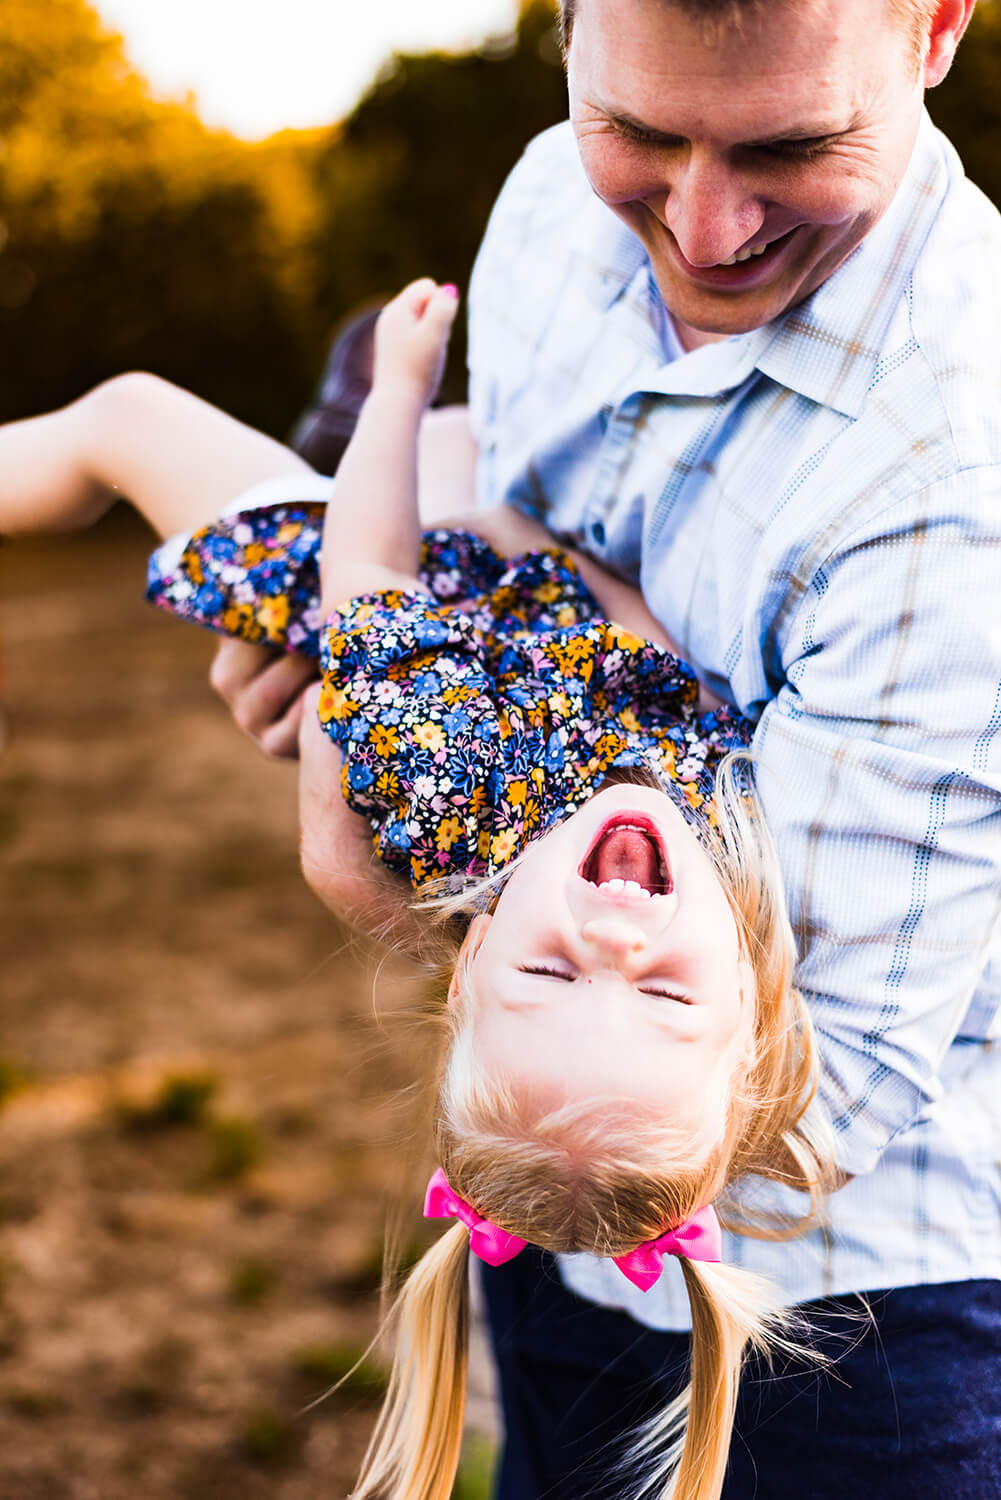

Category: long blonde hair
[352, 760, 837, 1500]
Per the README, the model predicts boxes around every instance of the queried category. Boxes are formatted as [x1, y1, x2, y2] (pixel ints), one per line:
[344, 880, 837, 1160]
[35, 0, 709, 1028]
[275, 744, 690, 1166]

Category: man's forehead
[568, 0, 899, 128]
[567, 0, 900, 53]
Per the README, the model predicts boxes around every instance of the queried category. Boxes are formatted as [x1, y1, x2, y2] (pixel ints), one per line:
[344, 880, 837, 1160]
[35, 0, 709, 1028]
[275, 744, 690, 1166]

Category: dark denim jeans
[482, 1248, 1001, 1499]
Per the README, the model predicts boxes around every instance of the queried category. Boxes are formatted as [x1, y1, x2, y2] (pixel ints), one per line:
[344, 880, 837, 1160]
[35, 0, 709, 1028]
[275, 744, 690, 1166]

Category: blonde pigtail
[352, 1222, 470, 1500]
[629, 1259, 806, 1500]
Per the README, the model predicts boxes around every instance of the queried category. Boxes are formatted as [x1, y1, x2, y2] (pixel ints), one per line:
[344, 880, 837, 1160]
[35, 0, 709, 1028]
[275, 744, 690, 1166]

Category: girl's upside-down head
[352, 759, 837, 1500]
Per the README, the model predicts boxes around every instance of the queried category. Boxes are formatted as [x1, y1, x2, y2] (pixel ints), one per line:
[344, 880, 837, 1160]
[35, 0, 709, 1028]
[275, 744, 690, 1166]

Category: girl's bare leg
[0, 373, 319, 540]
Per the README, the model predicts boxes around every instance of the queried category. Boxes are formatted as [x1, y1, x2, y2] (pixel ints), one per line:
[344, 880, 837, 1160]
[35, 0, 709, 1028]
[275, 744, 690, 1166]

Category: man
[215, 1, 1001, 1494]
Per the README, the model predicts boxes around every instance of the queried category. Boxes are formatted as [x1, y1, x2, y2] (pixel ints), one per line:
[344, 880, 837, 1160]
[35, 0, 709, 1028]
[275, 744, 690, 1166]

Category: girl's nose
[580, 917, 647, 959]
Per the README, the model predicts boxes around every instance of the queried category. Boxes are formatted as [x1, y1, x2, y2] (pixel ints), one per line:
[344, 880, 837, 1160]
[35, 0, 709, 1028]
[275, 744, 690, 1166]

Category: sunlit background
[0, 0, 569, 435]
[92, 0, 522, 138]
[2, 0, 998, 438]
[1, 5, 999, 1496]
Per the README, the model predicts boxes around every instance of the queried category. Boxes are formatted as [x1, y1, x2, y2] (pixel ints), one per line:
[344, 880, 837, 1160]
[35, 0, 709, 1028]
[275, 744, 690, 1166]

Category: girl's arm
[319, 279, 459, 614]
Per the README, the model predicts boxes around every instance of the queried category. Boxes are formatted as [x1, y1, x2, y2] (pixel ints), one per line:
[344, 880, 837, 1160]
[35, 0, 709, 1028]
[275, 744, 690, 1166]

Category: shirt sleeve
[467, 124, 575, 469]
[752, 465, 1001, 1177]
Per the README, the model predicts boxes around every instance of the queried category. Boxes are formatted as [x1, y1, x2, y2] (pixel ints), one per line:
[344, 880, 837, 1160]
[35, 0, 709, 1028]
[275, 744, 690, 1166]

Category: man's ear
[447, 912, 492, 1005]
[922, 0, 976, 89]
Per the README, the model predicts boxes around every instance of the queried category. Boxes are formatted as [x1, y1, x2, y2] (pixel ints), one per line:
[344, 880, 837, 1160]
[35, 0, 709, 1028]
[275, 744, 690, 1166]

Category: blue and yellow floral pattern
[148, 504, 752, 892]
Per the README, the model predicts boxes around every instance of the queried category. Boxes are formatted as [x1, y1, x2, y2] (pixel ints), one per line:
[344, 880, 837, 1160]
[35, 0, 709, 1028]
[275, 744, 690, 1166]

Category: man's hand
[208, 637, 318, 760]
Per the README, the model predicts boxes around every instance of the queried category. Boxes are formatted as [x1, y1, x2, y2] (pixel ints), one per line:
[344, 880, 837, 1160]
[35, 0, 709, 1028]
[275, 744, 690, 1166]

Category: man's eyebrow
[600, 105, 865, 147]
[602, 108, 684, 144]
[749, 111, 866, 146]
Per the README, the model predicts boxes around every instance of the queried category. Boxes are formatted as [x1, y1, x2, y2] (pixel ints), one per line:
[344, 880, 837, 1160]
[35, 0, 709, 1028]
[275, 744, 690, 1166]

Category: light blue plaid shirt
[468, 112, 1001, 1328]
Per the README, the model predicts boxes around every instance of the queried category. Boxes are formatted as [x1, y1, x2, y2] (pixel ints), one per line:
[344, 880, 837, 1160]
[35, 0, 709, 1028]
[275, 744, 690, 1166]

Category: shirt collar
[574, 110, 952, 418]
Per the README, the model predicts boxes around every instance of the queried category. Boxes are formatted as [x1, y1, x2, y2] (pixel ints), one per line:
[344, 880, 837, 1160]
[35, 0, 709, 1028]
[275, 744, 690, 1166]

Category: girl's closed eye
[519, 963, 692, 1004]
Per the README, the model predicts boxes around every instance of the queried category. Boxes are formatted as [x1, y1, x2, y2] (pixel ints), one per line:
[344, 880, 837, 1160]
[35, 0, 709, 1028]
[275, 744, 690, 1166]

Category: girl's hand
[372, 279, 459, 409]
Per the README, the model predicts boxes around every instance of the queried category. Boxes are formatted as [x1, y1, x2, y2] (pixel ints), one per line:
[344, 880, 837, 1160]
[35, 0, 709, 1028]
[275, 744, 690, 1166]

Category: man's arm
[752, 465, 1001, 1177]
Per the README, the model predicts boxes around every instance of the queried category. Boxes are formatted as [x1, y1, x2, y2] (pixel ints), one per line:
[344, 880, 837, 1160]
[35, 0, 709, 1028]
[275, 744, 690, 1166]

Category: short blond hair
[559, 0, 942, 63]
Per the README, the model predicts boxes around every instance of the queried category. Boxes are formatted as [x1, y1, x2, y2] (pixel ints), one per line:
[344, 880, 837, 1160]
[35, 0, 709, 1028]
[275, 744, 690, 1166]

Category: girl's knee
[80, 372, 177, 439]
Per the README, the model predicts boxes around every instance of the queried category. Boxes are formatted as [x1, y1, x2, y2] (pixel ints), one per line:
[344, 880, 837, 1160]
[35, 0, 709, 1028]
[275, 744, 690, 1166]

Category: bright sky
[92, 0, 522, 140]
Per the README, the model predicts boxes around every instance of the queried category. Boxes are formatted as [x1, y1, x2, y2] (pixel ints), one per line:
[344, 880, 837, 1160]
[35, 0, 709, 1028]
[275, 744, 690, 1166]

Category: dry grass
[0, 508, 451, 1497]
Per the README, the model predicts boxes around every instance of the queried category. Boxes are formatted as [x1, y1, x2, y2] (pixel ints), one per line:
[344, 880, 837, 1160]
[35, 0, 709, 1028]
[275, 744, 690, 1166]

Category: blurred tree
[0, 0, 997, 437]
[306, 0, 567, 402]
[927, 0, 1001, 208]
[0, 0, 319, 433]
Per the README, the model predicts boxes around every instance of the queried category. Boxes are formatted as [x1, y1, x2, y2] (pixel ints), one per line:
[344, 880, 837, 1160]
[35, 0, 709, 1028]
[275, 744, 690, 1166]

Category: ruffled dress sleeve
[316, 539, 613, 891]
[145, 506, 518, 658]
[318, 591, 507, 891]
[146, 503, 327, 654]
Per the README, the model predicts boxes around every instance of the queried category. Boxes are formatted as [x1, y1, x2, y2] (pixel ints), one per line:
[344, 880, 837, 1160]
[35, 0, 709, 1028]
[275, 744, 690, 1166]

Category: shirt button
[591, 520, 606, 545]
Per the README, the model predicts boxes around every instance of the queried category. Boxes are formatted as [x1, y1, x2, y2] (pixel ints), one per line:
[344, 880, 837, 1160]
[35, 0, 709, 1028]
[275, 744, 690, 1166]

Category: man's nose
[580, 917, 647, 962]
[661, 149, 764, 268]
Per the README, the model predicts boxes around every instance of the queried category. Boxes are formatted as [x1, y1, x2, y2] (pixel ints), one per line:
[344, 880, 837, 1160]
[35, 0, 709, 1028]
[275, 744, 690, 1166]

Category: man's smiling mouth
[663, 224, 800, 282]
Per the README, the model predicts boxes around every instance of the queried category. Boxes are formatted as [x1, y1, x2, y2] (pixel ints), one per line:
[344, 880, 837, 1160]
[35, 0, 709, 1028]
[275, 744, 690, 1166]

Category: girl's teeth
[597, 878, 654, 899]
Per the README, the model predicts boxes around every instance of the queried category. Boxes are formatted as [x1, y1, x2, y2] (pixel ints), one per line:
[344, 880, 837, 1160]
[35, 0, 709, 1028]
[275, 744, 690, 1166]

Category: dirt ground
[0, 509, 496, 1499]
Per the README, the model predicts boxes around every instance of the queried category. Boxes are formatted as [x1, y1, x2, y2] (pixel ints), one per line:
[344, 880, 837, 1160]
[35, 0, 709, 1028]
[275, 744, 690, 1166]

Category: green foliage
[118, 1069, 218, 1131]
[290, 1340, 388, 1402]
[0, 0, 565, 431]
[238, 1405, 296, 1464]
[204, 1113, 264, 1181]
[307, 0, 567, 401]
[452, 1436, 498, 1500]
[227, 1257, 279, 1305]
[0, 0, 318, 433]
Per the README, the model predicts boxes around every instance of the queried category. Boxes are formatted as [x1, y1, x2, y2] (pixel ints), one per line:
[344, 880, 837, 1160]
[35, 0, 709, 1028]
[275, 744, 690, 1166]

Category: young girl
[0, 281, 835, 1500]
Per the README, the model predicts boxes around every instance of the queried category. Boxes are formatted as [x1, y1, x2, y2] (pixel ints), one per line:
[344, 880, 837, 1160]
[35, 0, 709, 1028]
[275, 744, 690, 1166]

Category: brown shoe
[290, 303, 383, 474]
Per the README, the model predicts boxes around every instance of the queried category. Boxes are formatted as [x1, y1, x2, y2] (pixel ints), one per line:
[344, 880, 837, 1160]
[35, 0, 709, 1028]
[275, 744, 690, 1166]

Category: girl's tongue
[591, 828, 661, 891]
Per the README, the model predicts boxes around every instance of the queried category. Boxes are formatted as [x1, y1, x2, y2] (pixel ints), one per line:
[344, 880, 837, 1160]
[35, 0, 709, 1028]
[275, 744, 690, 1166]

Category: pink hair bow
[423, 1169, 721, 1289]
[424, 1168, 529, 1268]
[612, 1203, 722, 1291]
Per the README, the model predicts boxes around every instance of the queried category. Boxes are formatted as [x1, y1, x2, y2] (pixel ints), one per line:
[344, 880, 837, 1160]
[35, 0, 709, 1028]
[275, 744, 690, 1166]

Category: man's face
[567, 0, 930, 347]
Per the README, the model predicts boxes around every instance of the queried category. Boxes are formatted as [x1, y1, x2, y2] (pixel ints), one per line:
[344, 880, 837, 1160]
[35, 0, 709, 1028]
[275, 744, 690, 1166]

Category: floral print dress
[148, 502, 752, 892]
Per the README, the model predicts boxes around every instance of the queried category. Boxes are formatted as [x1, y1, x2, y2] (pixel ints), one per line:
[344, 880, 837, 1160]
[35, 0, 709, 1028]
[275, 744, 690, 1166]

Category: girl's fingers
[397, 277, 439, 319]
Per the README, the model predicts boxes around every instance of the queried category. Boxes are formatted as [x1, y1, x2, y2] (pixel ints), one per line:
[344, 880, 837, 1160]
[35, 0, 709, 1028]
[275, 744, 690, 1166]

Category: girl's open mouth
[579, 813, 672, 897]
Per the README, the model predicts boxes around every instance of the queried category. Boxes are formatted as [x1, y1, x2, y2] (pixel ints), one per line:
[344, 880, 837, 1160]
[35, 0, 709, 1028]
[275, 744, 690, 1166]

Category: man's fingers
[209, 636, 317, 759]
[258, 685, 308, 760]
[208, 636, 268, 704]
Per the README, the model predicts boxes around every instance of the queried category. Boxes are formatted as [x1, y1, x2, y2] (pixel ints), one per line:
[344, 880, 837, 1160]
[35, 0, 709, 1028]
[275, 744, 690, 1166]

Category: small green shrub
[118, 1070, 218, 1132]
[452, 1436, 498, 1500]
[205, 1114, 263, 1182]
[291, 1341, 387, 1403]
[227, 1258, 278, 1306]
[239, 1405, 295, 1465]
